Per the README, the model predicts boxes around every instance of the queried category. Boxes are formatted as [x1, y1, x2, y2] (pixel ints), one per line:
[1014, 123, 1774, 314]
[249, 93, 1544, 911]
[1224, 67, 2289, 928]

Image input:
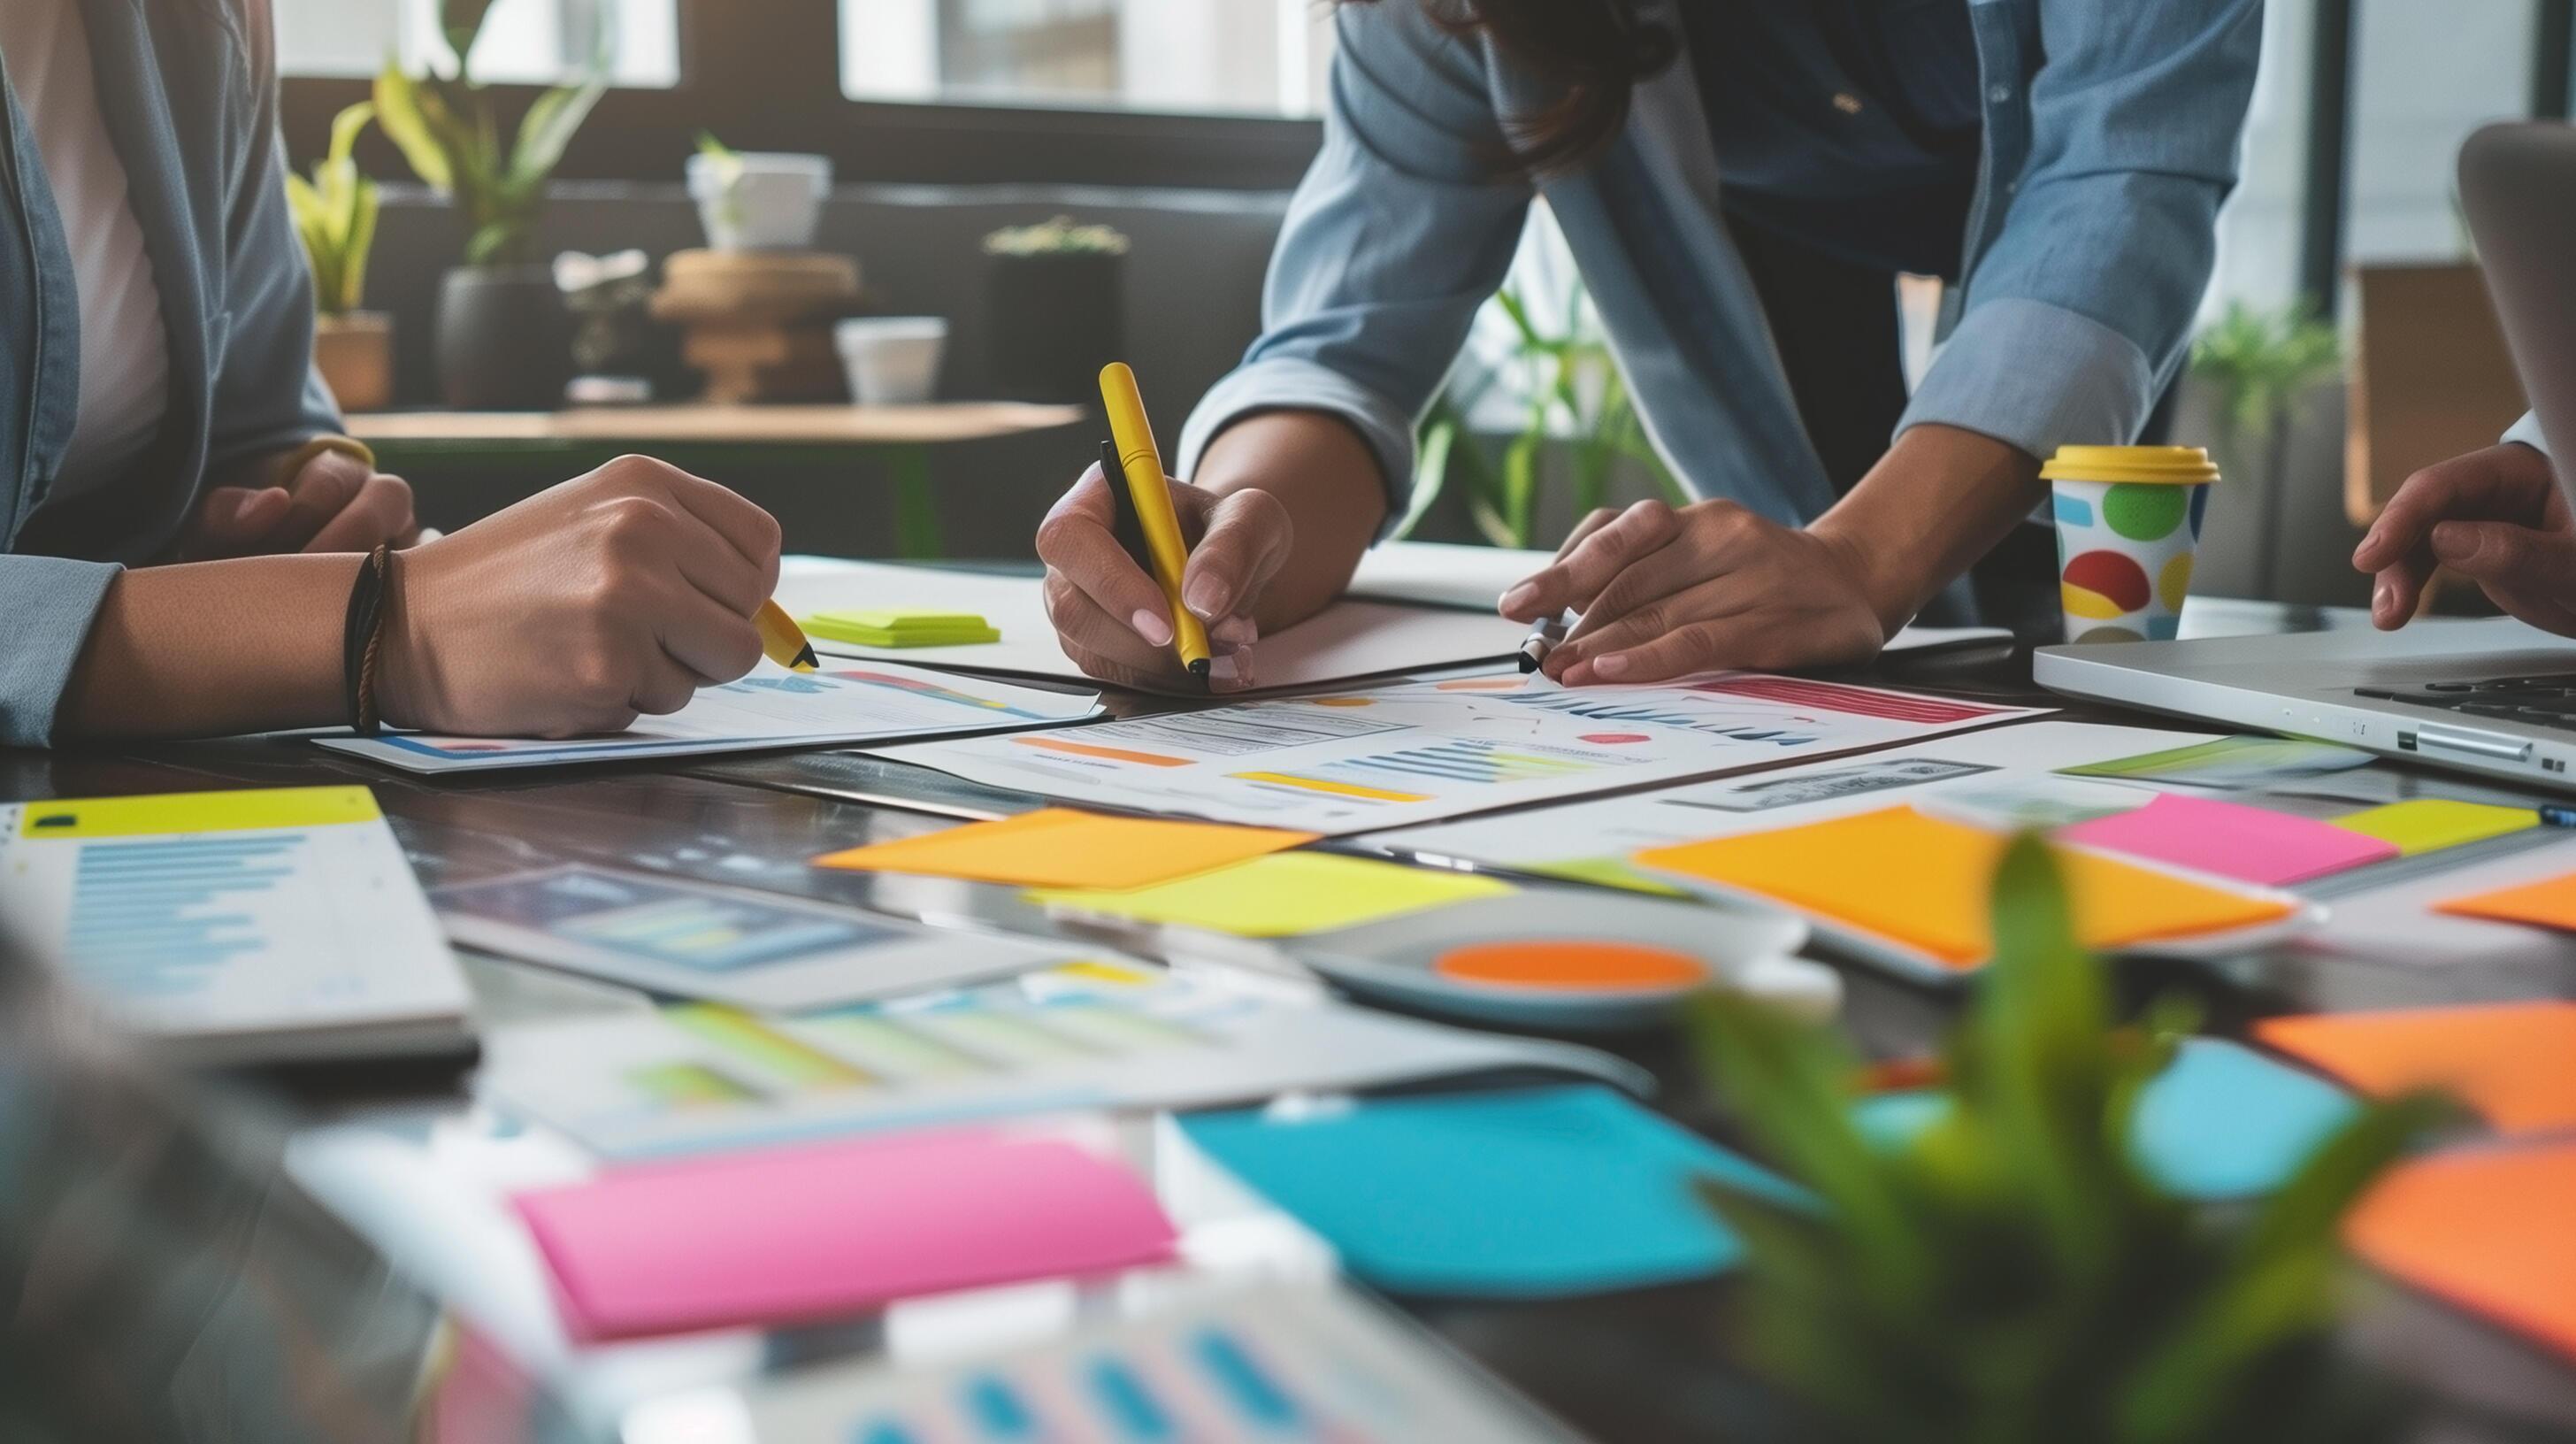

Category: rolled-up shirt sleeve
[1176, 3, 1531, 525]
[1900, 0, 2262, 459]
[0, 555, 119, 746]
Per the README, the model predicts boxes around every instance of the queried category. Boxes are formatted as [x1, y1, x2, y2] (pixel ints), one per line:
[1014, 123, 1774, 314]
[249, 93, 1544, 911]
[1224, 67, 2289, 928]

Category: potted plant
[373, 0, 604, 409]
[983, 216, 1129, 405]
[1689, 834, 2445, 1443]
[288, 99, 392, 412]
[2186, 301, 2343, 601]
[687, 132, 831, 252]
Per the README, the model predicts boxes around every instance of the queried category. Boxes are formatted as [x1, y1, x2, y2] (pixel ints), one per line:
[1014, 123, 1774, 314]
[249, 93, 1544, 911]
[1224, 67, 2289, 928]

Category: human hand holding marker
[1498, 497, 1883, 685]
[1035, 366, 1275, 693]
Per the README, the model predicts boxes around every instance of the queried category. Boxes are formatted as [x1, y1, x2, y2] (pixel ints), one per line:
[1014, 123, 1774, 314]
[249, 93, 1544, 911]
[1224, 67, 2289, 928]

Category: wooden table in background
[344, 403, 1085, 557]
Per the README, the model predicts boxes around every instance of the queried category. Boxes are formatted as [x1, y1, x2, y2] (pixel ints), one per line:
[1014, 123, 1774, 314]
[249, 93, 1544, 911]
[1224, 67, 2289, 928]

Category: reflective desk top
[6, 595, 2574, 1443]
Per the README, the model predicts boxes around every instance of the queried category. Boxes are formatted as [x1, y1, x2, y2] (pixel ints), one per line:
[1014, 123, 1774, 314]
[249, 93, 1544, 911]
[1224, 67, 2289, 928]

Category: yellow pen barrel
[755, 600, 818, 671]
[1099, 363, 1214, 676]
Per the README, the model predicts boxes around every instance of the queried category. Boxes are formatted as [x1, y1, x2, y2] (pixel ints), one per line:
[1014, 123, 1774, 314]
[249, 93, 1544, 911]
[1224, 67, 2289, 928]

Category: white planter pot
[686, 152, 831, 251]
[835, 317, 947, 405]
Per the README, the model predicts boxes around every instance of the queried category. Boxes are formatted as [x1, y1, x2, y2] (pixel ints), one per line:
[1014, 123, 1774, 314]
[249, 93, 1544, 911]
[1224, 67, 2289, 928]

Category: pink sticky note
[511, 1130, 1177, 1341]
[2058, 792, 2397, 887]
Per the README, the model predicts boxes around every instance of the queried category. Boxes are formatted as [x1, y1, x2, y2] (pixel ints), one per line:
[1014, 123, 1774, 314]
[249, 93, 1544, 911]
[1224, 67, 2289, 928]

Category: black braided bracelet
[341, 544, 392, 735]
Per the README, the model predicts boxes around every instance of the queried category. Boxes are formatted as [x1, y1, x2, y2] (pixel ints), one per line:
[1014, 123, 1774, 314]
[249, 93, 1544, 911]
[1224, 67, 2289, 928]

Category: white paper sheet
[0, 787, 471, 1064]
[316, 659, 1103, 774]
[775, 557, 1529, 694]
[479, 959, 1644, 1159]
[875, 672, 2048, 836]
[1346, 541, 2014, 655]
[1359, 720, 2225, 875]
[433, 864, 1092, 1010]
[685, 1279, 1582, 1444]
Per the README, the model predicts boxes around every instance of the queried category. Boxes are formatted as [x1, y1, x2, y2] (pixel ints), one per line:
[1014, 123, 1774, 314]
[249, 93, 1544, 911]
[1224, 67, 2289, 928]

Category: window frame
[279, 0, 1325, 190]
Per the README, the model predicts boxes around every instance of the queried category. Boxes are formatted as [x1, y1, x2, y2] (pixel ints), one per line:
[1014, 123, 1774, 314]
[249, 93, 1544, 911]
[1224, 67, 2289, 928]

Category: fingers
[1499, 500, 1683, 621]
[1553, 507, 1621, 563]
[2355, 444, 2557, 572]
[653, 583, 765, 689]
[668, 509, 775, 617]
[303, 474, 418, 553]
[269, 450, 374, 550]
[1550, 578, 1741, 676]
[1036, 463, 1179, 648]
[183, 486, 293, 558]
[2427, 519, 2576, 636]
[1178, 488, 1292, 622]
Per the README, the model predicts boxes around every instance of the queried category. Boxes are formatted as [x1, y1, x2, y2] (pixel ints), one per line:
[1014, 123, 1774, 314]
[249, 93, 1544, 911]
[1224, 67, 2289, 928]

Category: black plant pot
[437, 265, 573, 411]
[987, 251, 1124, 405]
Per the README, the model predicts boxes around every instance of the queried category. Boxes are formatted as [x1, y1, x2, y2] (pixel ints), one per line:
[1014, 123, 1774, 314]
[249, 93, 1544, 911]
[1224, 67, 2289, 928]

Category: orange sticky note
[1634, 806, 2296, 970]
[2436, 870, 2576, 933]
[2347, 1143, 2576, 1362]
[2255, 1002, 2576, 1134]
[811, 808, 1317, 892]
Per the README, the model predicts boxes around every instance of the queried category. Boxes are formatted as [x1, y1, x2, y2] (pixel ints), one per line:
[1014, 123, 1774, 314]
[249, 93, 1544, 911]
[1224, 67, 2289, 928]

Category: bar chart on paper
[692, 1281, 1578, 1443]
[0, 787, 470, 1062]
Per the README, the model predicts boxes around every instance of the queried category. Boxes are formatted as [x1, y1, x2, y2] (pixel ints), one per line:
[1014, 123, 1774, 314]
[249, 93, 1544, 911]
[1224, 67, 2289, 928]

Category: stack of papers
[318, 658, 1101, 774]
[802, 607, 999, 648]
[479, 958, 1642, 1158]
[0, 787, 472, 1066]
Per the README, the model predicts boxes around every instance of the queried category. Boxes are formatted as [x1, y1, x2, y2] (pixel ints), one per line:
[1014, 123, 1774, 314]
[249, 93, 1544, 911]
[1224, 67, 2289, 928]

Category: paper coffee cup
[2039, 445, 2220, 644]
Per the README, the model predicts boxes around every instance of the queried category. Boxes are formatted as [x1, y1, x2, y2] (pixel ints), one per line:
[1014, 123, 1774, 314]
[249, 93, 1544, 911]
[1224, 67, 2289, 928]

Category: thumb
[2428, 519, 2576, 584]
[191, 487, 292, 550]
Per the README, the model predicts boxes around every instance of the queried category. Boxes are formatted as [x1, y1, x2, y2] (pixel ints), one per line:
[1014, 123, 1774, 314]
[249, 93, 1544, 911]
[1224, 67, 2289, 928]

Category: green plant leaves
[1690, 831, 2435, 1444]
[373, 49, 600, 269]
[285, 101, 380, 313]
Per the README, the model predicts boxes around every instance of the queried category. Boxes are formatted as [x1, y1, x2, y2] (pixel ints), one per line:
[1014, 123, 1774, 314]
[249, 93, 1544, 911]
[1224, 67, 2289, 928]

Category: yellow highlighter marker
[755, 599, 819, 672]
[1099, 361, 1213, 684]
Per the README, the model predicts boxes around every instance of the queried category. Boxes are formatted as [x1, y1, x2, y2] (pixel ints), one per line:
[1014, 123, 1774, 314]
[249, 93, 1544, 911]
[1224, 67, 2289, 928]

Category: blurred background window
[273, 0, 681, 87]
[840, 0, 1334, 117]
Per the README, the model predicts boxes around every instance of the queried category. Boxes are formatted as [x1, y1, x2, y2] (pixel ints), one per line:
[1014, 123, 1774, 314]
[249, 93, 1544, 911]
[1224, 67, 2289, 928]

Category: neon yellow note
[1029, 852, 1514, 937]
[2333, 799, 2537, 856]
[801, 608, 1000, 648]
[17, 785, 380, 839]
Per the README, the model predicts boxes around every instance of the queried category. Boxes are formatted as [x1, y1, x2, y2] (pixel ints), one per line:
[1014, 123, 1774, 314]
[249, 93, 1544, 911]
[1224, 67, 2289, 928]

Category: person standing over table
[0, 0, 784, 749]
[1037, 0, 2261, 689]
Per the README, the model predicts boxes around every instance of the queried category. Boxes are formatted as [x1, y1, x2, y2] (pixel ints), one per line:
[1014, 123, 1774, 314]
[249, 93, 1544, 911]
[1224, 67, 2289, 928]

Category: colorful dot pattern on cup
[2050, 472, 2212, 645]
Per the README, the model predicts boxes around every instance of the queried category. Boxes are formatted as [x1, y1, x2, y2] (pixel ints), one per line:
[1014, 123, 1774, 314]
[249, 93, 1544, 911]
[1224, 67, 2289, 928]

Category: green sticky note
[2333, 799, 2537, 856]
[802, 608, 1000, 648]
[1028, 851, 1513, 937]
[1525, 856, 1693, 898]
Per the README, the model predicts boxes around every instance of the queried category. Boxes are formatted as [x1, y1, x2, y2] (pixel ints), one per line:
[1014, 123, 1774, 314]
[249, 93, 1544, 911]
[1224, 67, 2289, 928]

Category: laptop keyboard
[2355, 673, 2576, 730]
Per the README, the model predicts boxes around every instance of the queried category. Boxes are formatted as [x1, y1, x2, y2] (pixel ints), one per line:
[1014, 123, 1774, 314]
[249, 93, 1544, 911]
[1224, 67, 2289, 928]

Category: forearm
[1193, 411, 1390, 630]
[1809, 424, 2045, 633]
[58, 555, 360, 740]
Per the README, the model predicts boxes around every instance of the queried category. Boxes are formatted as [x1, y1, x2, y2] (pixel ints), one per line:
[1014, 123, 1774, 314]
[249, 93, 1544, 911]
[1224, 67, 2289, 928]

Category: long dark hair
[1399, 1, 1679, 173]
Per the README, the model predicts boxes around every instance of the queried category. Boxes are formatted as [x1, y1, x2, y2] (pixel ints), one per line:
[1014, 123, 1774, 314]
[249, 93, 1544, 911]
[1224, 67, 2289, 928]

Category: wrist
[1806, 514, 1928, 636]
[371, 544, 441, 731]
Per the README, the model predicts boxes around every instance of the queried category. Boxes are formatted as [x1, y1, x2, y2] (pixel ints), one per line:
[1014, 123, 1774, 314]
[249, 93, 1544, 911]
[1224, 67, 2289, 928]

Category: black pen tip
[1188, 658, 1213, 684]
[793, 642, 819, 671]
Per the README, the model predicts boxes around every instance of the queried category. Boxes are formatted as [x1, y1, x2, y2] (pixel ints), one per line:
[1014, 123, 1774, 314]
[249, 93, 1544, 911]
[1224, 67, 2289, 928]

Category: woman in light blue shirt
[0, 0, 782, 747]
[1036, 0, 2262, 689]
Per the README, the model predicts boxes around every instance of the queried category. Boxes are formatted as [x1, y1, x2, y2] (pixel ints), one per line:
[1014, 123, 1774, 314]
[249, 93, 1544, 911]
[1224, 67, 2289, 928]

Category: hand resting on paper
[1035, 460, 1274, 692]
[1498, 497, 1885, 686]
[2353, 442, 2576, 635]
[377, 455, 783, 736]
[179, 445, 425, 559]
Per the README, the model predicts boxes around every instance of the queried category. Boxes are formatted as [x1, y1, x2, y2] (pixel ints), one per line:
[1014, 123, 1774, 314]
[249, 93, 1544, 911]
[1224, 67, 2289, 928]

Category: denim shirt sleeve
[0, 556, 119, 745]
[1900, 0, 2264, 458]
[204, 1, 340, 483]
[1176, 4, 1530, 524]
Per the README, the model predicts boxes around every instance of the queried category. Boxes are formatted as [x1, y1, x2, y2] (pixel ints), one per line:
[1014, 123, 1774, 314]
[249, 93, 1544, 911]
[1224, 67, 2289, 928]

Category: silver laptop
[2035, 120, 2576, 793]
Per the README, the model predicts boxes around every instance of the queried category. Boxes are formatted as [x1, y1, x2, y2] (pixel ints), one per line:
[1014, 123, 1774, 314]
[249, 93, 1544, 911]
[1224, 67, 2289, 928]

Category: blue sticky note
[1852, 1037, 2359, 1200]
[1177, 1086, 1790, 1297]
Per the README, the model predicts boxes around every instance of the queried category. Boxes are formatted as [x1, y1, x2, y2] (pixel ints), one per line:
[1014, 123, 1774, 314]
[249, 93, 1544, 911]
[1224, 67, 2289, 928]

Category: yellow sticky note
[1526, 856, 1694, 899]
[18, 785, 380, 840]
[1635, 806, 2295, 970]
[814, 808, 1317, 891]
[2333, 799, 2537, 856]
[1029, 851, 1514, 937]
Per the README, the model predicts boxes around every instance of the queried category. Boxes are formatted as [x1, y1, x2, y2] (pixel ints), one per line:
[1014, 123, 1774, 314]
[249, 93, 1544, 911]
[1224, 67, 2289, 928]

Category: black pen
[1517, 611, 1570, 674]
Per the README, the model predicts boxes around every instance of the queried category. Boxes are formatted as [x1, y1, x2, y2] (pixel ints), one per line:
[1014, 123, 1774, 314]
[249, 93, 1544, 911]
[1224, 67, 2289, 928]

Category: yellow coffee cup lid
[2039, 445, 2221, 484]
